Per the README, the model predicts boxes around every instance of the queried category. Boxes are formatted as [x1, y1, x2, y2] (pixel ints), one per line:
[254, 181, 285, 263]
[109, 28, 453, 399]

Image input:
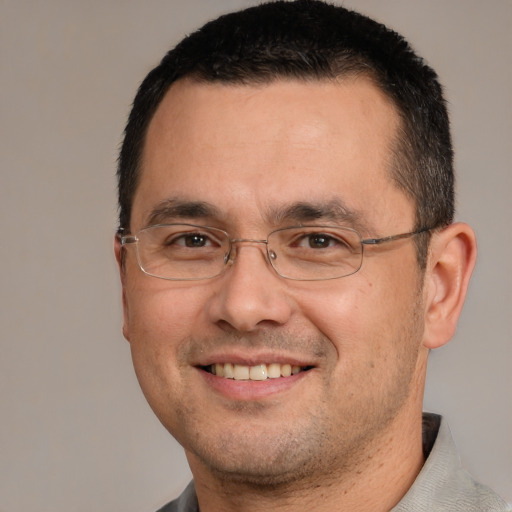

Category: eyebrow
[144, 197, 370, 233]
[266, 199, 368, 231]
[145, 198, 225, 227]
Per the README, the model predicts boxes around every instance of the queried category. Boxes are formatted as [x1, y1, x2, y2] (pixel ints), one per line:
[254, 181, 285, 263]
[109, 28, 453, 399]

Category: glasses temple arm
[361, 227, 432, 246]
[116, 229, 138, 245]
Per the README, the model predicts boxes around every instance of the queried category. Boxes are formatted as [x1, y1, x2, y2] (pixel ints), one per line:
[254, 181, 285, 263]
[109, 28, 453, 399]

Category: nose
[206, 242, 293, 333]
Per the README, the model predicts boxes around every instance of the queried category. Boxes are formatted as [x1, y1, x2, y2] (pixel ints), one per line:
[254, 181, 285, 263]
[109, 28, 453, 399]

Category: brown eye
[307, 234, 331, 248]
[163, 231, 218, 248]
[183, 233, 209, 247]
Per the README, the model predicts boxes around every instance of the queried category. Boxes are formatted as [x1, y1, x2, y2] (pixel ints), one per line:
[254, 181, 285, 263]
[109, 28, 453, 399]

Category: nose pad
[223, 240, 271, 270]
[224, 244, 239, 268]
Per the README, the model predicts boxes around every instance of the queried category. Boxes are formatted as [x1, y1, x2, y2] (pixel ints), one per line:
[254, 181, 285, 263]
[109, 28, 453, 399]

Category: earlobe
[114, 235, 131, 343]
[422, 223, 477, 349]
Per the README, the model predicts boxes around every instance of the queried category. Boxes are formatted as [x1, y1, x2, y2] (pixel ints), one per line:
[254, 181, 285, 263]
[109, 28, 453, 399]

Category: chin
[183, 420, 341, 489]
[196, 450, 318, 489]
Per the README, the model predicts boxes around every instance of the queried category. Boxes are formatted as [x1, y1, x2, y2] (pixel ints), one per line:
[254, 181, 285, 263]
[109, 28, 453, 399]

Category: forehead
[134, 78, 412, 233]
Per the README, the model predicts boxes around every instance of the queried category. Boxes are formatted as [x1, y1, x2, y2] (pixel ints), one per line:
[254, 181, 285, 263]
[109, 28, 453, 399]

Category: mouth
[202, 363, 314, 381]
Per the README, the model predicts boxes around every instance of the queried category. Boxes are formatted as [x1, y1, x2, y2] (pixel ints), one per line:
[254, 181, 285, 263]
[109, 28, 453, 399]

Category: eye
[294, 232, 349, 250]
[305, 233, 334, 249]
[184, 233, 210, 247]
[169, 232, 215, 248]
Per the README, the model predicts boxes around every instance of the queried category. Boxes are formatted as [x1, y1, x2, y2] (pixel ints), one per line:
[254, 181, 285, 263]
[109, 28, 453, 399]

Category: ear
[114, 235, 131, 342]
[422, 222, 477, 349]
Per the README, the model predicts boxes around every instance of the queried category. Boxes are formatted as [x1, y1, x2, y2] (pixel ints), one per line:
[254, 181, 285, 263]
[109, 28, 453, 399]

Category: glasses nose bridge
[230, 237, 268, 245]
[226, 237, 271, 266]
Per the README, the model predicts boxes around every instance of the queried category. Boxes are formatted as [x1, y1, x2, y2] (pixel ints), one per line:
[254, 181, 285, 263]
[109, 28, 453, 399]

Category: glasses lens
[268, 226, 363, 280]
[136, 224, 229, 280]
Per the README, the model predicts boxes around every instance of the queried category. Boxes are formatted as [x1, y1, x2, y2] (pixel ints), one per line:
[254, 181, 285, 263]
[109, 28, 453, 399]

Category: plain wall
[1, 1, 510, 510]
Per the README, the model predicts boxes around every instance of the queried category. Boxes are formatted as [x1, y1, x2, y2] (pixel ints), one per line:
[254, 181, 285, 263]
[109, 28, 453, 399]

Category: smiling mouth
[202, 363, 314, 381]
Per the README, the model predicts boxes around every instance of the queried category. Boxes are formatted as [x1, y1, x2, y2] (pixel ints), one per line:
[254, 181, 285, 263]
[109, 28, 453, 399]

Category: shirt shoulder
[392, 413, 509, 512]
[156, 482, 198, 512]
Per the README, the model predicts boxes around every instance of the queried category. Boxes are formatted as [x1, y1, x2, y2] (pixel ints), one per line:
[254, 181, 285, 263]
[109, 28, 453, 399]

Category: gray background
[1, 1, 510, 510]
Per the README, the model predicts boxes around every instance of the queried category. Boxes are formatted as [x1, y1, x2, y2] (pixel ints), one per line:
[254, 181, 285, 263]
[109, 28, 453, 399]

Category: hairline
[136, 70, 418, 213]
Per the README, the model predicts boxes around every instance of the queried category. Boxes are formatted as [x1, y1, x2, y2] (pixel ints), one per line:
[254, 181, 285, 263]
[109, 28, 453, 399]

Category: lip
[192, 349, 316, 368]
[197, 366, 311, 401]
[191, 348, 318, 401]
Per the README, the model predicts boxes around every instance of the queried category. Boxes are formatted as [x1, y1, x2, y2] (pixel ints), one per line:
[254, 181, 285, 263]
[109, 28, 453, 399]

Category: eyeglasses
[118, 223, 431, 281]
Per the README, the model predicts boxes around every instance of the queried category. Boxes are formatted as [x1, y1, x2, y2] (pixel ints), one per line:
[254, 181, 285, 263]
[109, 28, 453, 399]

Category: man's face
[119, 78, 429, 485]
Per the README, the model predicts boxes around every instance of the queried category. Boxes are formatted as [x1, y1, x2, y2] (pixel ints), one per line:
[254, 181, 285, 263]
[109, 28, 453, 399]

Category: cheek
[125, 280, 207, 347]
[124, 283, 206, 421]
[296, 278, 375, 345]
[296, 265, 421, 359]
[123, 283, 202, 387]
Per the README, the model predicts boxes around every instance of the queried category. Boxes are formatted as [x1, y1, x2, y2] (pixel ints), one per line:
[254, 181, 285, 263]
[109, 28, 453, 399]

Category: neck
[188, 404, 425, 512]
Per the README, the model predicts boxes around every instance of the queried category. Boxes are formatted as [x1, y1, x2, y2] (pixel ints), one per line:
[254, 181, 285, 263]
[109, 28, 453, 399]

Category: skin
[116, 78, 476, 511]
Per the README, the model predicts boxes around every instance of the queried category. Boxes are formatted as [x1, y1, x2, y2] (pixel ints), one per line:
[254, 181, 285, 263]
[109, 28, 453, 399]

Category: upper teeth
[210, 363, 304, 380]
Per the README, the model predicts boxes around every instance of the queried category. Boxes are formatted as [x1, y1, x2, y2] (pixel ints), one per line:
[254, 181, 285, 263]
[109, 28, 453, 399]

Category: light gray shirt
[157, 414, 509, 511]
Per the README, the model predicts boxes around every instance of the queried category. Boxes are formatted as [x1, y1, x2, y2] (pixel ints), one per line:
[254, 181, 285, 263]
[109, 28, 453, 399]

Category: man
[114, 1, 508, 510]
